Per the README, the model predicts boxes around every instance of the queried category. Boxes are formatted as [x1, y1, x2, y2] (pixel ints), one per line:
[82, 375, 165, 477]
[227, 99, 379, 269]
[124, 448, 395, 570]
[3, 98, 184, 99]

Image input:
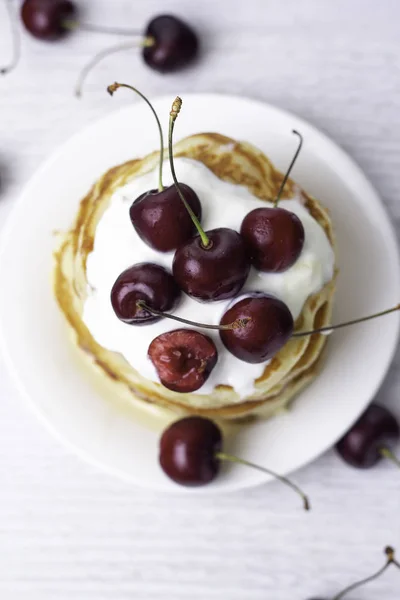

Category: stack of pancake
[54, 133, 336, 420]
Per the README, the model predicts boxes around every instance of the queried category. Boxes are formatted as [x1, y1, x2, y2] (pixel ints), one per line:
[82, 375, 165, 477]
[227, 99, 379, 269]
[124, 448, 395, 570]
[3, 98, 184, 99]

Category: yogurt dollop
[82, 158, 335, 397]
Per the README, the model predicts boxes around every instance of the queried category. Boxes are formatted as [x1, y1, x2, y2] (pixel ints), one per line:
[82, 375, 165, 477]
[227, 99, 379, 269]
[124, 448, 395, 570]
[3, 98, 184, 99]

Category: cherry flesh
[21, 0, 76, 41]
[159, 416, 222, 485]
[336, 403, 400, 468]
[173, 228, 250, 301]
[110, 263, 180, 325]
[148, 329, 217, 393]
[130, 184, 202, 252]
[240, 206, 305, 272]
[143, 15, 198, 73]
[220, 292, 294, 363]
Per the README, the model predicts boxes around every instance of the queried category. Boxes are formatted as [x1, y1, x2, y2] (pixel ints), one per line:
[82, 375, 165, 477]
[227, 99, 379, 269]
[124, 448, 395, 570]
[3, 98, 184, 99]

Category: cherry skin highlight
[220, 292, 294, 363]
[336, 404, 400, 468]
[110, 263, 180, 325]
[21, 0, 76, 41]
[241, 206, 305, 272]
[149, 329, 217, 393]
[173, 228, 250, 301]
[159, 416, 222, 485]
[130, 184, 201, 252]
[143, 15, 198, 73]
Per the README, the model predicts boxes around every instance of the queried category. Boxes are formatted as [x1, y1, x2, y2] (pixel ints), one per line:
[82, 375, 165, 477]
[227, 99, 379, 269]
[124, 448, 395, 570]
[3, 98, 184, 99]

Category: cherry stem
[332, 546, 399, 600]
[63, 19, 150, 38]
[107, 82, 164, 191]
[136, 301, 250, 331]
[216, 452, 310, 511]
[274, 130, 303, 207]
[1, 0, 20, 75]
[74, 40, 154, 98]
[168, 97, 211, 249]
[379, 447, 400, 468]
[293, 303, 400, 337]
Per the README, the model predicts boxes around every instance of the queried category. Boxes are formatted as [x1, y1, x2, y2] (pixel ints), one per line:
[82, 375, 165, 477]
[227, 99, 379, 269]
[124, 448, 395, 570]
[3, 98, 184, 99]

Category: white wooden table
[1, 1, 400, 598]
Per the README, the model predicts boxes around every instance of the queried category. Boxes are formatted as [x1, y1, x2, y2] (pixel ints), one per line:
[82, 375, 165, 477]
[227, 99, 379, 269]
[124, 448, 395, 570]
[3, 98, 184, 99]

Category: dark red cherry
[148, 329, 217, 393]
[130, 184, 202, 252]
[240, 207, 305, 272]
[21, 0, 76, 41]
[336, 403, 400, 468]
[220, 293, 294, 363]
[173, 228, 250, 301]
[159, 416, 222, 485]
[159, 416, 310, 507]
[143, 15, 198, 73]
[110, 263, 180, 325]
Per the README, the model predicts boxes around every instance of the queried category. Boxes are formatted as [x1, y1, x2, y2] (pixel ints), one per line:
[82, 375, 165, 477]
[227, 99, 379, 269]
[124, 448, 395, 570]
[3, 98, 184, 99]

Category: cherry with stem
[336, 403, 400, 469]
[170, 97, 250, 302]
[107, 85, 201, 253]
[220, 296, 400, 365]
[141, 297, 400, 365]
[240, 130, 305, 273]
[3, 4, 198, 80]
[74, 14, 198, 95]
[110, 263, 181, 325]
[159, 416, 310, 509]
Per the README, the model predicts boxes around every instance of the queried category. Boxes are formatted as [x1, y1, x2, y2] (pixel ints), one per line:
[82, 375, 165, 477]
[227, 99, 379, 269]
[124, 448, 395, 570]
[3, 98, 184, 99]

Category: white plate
[0, 93, 399, 493]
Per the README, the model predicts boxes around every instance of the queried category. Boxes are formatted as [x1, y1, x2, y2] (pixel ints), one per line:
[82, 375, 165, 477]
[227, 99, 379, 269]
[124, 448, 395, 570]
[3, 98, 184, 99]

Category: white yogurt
[83, 158, 335, 397]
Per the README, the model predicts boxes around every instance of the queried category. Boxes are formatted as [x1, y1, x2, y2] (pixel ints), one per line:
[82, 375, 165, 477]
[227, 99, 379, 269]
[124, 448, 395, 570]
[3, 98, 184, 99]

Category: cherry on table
[336, 403, 400, 468]
[110, 262, 180, 325]
[240, 130, 305, 273]
[75, 16, 199, 95]
[148, 330, 218, 393]
[219, 292, 294, 363]
[160, 417, 222, 485]
[143, 15, 199, 73]
[21, 0, 77, 40]
[107, 83, 202, 253]
[159, 416, 309, 508]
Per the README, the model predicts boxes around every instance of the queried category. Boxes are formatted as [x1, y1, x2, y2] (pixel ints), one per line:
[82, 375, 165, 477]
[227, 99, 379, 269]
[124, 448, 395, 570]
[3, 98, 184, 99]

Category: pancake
[54, 133, 336, 420]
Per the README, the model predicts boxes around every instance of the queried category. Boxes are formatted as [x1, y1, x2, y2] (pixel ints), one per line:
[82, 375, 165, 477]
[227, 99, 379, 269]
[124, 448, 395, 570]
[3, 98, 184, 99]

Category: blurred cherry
[220, 293, 294, 363]
[143, 15, 198, 73]
[107, 83, 202, 252]
[173, 227, 250, 301]
[336, 403, 400, 469]
[168, 97, 250, 301]
[21, 0, 76, 41]
[160, 417, 222, 485]
[75, 16, 199, 95]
